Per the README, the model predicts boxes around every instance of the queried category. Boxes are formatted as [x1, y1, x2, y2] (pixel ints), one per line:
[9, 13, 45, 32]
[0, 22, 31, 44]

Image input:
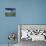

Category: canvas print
[5, 8, 16, 16]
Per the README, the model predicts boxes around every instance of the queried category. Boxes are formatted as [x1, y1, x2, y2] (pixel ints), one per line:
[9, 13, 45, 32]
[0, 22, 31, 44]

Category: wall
[0, 0, 18, 44]
[16, 0, 46, 24]
[0, 0, 46, 44]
